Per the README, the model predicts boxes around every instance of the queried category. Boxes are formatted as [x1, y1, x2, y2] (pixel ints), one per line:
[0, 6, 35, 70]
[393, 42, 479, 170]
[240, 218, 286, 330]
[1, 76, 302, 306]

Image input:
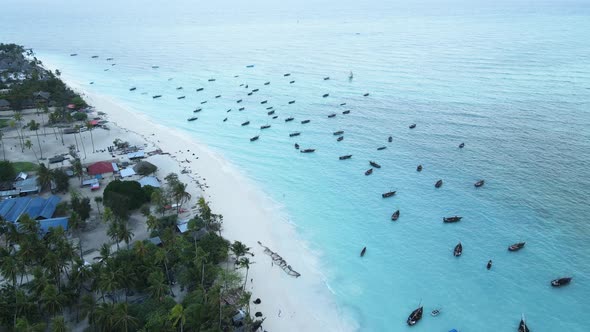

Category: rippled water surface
[2, 0, 590, 330]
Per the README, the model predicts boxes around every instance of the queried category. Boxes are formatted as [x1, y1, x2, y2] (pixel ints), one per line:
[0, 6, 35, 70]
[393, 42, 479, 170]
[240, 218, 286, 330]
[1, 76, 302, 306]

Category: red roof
[87, 162, 114, 175]
[67, 104, 76, 109]
[89, 120, 99, 126]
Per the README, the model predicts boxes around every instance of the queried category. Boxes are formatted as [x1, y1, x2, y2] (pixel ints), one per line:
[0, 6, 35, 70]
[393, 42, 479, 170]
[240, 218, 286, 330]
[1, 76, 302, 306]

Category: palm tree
[15, 318, 46, 332]
[172, 182, 191, 214]
[42, 105, 49, 136]
[107, 220, 121, 250]
[90, 302, 116, 331]
[24, 140, 38, 163]
[72, 159, 84, 185]
[13, 111, 24, 152]
[230, 241, 251, 266]
[27, 120, 43, 159]
[146, 214, 158, 233]
[68, 212, 84, 258]
[113, 303, 138, 332]
[237, 257, 254, 290]
[117, 221, 134, 250]
[0, 130, 5, 160]
[98, 267, 121, 303]
[94, 196, 103, 217]
[75, 125, 86, 159]
[79, 294, 96, 322]
[169, 304, 186, 332]
[50, 316, 68, 332]
[40, 284, 64, 317]
[147, 271, 169, 301]
[86, 121, 95, 153]
[36, 163, 53, 192]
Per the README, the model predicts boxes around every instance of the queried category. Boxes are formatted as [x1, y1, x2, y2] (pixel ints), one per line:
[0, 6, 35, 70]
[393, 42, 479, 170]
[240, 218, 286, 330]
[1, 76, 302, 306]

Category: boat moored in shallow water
[518, 314, 530, 332]
[301, 119, 310, 124]
[241, 121, 250, 126]
[391, 210, 400, 221]
[339, 155, 352, 160]
[250, 136, 259, 142]
[369, 161, 381, 168]
[377, 146, 386, 150]
[407, 306, 423, 326]
[365, 168, 373, 176]
[382, 191, 396, 198]
[285, 117, 294, 122]
[475, 180, 485, 187]
[508, 242, 526, 252]
[443, 216, 462, 223]
[300, 148, 315, 153]
[409, 124, 416, 129]
[360, 247, 366, 257]
[454, 242, 463, 257]
[187, 117, 197, 122]
[289, 132, 301, 137]
[435, 179, 443, 188]
[417, 165, 423, 172]
[551, 277, 572, 287]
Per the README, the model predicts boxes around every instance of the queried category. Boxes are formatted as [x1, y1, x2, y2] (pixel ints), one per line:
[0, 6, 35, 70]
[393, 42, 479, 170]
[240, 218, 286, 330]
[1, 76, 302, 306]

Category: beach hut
[138, 176, 160, 188]
[14, 176, 40, 195]
[120, 168, 136, 178]
[87, 161, 115, 176]
[127, 151, 145, 160]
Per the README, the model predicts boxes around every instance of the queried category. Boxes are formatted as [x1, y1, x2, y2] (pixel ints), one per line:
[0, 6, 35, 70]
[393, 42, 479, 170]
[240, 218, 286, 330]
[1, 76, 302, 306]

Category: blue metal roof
[4, 197, 31, 222]
[39, 196, 61, 219]
[24, 197, 46, 219]
[0, 196, 61, 223]
[38, 217, 69, 234]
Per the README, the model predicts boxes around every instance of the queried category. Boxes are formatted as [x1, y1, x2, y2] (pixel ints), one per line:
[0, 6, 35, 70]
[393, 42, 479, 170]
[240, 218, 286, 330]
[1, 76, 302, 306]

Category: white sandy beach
[16, 66, 357, 331]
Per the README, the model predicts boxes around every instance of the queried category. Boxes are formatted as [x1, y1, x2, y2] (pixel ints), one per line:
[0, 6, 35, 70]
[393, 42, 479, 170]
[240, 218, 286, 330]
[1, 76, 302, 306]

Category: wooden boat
[239, 107, 245, 111]
[294, 143, 299, 149]
[266, 106, 273, 110]
[369, 161, 381, 169]
[435, 179, 443, 188]
[177, 96, 185, 99]
[284, 73, 291, 76]
[382, 191, 396, 198]
[187, 117, 198, 122]
[289, 132, 301, 137]
[129, 87, 137, 91]
[289, 100, 295, 104]
[388, 136, 393, 142]
[267, 110, 275, 115]
[365, 168, 373, 176]
[323, 93, 329, 98]
[453, 242, 462, 257]
[250, 136, 259, 142]
[339, 155, 352, 160]
[300, 149, 315, 153]
[261, 125, 271, 129]
[246, 64, 255, 68]
[201, 101, 207, 104]
[70, 53, 78, 56]
[261, 100, 268, 104]
[285, 117, 294, 122]
[152, 95, 162, 99]
[196, 88, 204, 92]
[247, 92, 253, 96]
[264, 81, 270, 85]
[193, 108, 202, 113]
[106, 57, 114, 61]
[391, 210, 400, 221]
[333, 131, 344, 136]
[443, 216, 462, 223]
[508, 242, 525, 252]
[349, 71, 354, 80]
[152, 66, 159, 69]
[377, 146, 387, 151]
[236, 99, 242, 103]
[409, 124, 416, 129]
[474, 180, 485, 187]
[407, 306, 423, 326]
[459, 142, 465, 148]
[360, 247, 366, 257]
[551, 277, 572, 287]
[363, 93, 370, 97]
[215, 95, 221, 98]
[328, 113, 337, 118]
[324, 77, 330, 80]
[301, 119, 310, 124]
[289, 80, 295, 84]
[272, 116, 278, 119]
[176, 87, 183, 90]
[487, 260, 493, 270]
[227, 109, 232, 113]
[223, 118, 227, 122]
[252, 89, 259, 92]
[518, 314, 530, 332]
[417, 165, 423, 172]
[337, 136, 344, 142]
[91, 55, 99, 58]
[208, 78, 216, 82]
[340, 103, 347, 106]
[343, 110, 351, 114]
[241, 121, 250, 126]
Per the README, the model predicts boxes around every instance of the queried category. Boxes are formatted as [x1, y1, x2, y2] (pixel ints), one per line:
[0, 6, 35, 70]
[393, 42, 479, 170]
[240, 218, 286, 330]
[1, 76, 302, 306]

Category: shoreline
[49, 64, 356, 331]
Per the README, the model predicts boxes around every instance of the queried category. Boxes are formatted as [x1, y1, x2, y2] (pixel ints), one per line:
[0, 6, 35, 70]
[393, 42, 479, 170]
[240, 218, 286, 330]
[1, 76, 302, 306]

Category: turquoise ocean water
[2, 0, 590, 330]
